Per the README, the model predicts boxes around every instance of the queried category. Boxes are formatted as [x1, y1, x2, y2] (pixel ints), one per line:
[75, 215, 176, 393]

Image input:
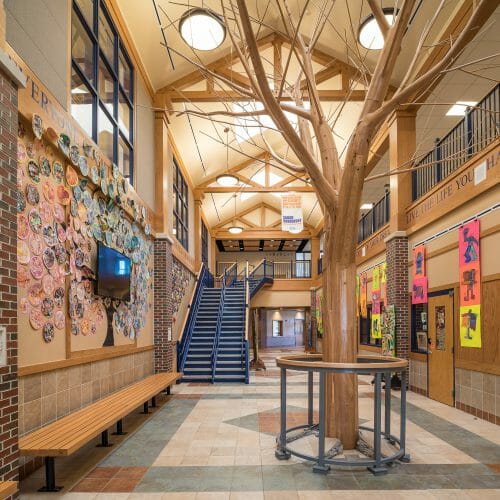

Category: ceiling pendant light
[358, 8, 397, 50]
[217, 128, 239, 186]
[228, 193, 243, 235]
[179, 7, 226, 51]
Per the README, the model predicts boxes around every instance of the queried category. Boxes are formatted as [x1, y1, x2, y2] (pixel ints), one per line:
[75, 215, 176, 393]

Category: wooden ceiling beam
[214, 228, 312, 239]
[200, 186, 314, 193]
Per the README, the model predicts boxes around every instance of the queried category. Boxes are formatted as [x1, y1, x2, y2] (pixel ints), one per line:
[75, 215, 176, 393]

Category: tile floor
[20, 349, 500, 498]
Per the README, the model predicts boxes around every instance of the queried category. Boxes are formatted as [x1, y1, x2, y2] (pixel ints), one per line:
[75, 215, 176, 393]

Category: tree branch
[367, 0, 390, 38]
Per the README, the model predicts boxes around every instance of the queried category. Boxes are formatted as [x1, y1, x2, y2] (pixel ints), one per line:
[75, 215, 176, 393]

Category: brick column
[385, 232, 410, 359]
[153, 235, 175, 372]
[0, 50, 26, 490]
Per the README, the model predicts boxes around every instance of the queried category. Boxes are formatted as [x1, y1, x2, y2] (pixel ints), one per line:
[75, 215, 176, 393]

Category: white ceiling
[116, 1, 500, 228]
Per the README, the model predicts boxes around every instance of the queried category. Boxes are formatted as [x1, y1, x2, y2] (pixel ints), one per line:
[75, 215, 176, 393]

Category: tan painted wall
[251, 290, 311, 308]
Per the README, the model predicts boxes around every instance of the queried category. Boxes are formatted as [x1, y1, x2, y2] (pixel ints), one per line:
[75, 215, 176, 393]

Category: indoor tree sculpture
[158, 0, 493, 448]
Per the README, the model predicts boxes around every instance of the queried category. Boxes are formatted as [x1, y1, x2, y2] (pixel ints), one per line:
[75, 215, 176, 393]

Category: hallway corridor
[21, 349, 500, 498]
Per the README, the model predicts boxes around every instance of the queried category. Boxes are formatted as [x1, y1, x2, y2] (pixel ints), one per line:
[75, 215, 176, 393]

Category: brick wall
[386, 235, 409, 359]
[0, 65, 20, 486]
[153, 237, 175, 372]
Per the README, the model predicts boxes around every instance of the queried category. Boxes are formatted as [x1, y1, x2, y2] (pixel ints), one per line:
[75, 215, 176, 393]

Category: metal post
[435, 137, 442, 183]
[400, 369, 410, 462]
[368, 372, 387, 475]
[312, 371, 329, 474]
[308, 370, 314, 427]
[384, 370, 393, 443]
[97, 430, 112, 448]
[275, 367, 291, 460]
[466, 107, 473, 158]
[142, 402, 149, 414]
[112, 419, 126, 436]
[38, 457, 62, 492]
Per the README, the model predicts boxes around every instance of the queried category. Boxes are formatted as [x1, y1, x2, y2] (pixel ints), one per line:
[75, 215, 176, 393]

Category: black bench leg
[152, 396, 157, 408]
[97, 429, 113, 447]
[166, 385, 171, 395]
[38, 457, 62, 492]
[112, 419, 127, 436]
[141, 402, 149, 414]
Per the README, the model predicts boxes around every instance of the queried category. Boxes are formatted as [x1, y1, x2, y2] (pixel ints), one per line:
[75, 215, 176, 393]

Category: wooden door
[428, 293, 455, 406]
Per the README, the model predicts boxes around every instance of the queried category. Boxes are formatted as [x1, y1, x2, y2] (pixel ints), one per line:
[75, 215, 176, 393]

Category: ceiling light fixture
[360, 203, 373, 210]
[358, 8, 397, 50]
[216, 174, 239, 186]
[228, 193, 243, 235]
[179, 7, 226, 51]
[288, 228, 302, 234]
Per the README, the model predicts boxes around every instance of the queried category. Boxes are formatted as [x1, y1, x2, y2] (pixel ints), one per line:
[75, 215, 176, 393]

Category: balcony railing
[357, 191, 390, 244]
[412, 84, 499, 201]
[216, 260, 312, 279]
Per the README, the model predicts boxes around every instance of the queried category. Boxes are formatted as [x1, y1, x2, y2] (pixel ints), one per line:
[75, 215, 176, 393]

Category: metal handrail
[224, 262, 238, 287]
[211, 267, 226, 383]
[243, 262, 250, 384]
[177, 263, 210, 372]
[275, 353, 409, 474]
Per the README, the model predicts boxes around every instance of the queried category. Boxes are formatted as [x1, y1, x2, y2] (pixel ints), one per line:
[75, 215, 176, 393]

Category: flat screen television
[96, 244, 131, 301]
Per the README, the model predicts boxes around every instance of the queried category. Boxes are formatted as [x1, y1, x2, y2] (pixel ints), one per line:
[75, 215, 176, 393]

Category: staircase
[178, 260, 274, 384]
[182, 288, 221, 381]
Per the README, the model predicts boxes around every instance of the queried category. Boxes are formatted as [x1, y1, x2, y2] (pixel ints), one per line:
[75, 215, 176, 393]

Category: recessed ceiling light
[216, 174, 239, 186]
[358, 8, 397, 50]
[446, 101, 477, 116]
[179, 8, 226, 51]
[360, 203, 373, 210]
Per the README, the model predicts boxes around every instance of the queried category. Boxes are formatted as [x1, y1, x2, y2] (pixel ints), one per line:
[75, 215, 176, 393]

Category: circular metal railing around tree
[275, 353, 410, 475]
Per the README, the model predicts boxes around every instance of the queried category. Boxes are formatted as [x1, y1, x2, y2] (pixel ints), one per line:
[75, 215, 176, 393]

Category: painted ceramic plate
[80, 318, 90, 336]
[27, 160, 40, 183]
[66, 165, 79, 187]
[42, 224, 57, 247]
[18, 214, 30, 239]
[56, 222, 67, 243]
[73, 185, 82, 203]
[19, 297, 30, 314]
[54, 243, 67, 265]
[69, 145, 80, 166]
[28, 283, 43, 307]
[82, 189, 92, 208]
[76, 282, 85, 301]
[71, 320, 80, 336]
[17, 165, 26, 189]
[39, 156, 51, 177]
[29, 308, 44, 330]
[99, 165, 106, 180]
[43, 322, 55, 342]
[28, 208, 42, 233]
[53, 203, 65, 223]
[77, 156, 88, 176]
[108, 181, 115, 198]
[18, 265, 30, 288]
[58, 134, 70, 156]
[42, 181, 55, 203]
[42, 273, 55, 295]
[54, 310, 65, 330]
[75, 247, 85, 267]
[25, 184, 40, 206]
[70, 198, 78, 218]
[57, 185, 70, 205]
[112, 164, 119, 179]
[53, 161, 64, 182]
[39, 201, 53, 224]
[17, 189, 27, 212]
[54, 286, 65, 307]
[17, 142, 26, 162]
[41, 297, 54, 317]
[18, 240, 30, 264]
[32, 113, 43, 139]
[29, 233, 43, 255]
[72, 216, 81, 232]
[43, 247, 55, 269]
[30, 255, 44, 279]
[90, 166, 99, 184]
[100, 178, 108, 195]
[83, 143, 92, 158]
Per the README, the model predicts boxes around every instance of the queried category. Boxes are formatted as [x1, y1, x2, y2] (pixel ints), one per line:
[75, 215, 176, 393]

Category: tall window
[173, 158, 189, 250]
[71, 0, 134, 182]
[201, 220, 208, 266]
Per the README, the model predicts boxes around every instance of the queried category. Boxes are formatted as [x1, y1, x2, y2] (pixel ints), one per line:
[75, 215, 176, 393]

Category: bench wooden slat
[0, 481, 17, 500]
[19, 372, 181, 457]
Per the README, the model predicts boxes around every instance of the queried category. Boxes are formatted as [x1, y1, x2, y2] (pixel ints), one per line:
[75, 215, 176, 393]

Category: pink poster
[412, 276, 428, 304]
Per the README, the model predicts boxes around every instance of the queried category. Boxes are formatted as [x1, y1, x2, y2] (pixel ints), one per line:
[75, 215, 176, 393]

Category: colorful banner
[356, 274, 360, 317]
[372, 265, 381, 314]
[315, 289, 324, 337]
[371, 312, 381, 339]
[412, 244, 428, 304]
[360, 272, 367, 317]
[459, 220, 481, 348]
[381, 305, 396, 356]
[281, 194, 303, 233]
[380, 262, 387, 302]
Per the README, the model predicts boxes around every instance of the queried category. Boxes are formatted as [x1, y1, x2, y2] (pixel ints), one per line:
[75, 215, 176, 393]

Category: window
[71, 0, 134, 182]
[173, 158, 189, 250]
[201, 220, 208, 266]
[412, 303, 429, 353]
[272, 320, 283, 337]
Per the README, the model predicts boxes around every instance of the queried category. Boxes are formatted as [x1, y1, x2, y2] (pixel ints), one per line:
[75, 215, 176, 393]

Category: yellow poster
[372, 265, 380, 291]
[460, 305, 481, 348]
[381, 262, 387, 301]
[371, 313, 381, 339]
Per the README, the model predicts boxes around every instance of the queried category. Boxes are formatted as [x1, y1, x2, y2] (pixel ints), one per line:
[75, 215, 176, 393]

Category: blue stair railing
[177, 263, 212, 373]
[243, 262, 250, 384]
[211, 266, 228, 382]
[248, 259, 274, 297]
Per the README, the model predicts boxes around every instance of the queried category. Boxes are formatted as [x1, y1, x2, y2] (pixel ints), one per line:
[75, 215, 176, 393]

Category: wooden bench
[19, 372, 181, 492]
[0, 481, 17, 499]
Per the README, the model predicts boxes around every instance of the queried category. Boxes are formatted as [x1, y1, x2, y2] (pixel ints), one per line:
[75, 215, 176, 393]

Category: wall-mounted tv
[96, 243, 131, 301]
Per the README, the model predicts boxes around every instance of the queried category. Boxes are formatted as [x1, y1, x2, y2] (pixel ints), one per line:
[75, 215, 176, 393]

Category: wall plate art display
[459, 219, 481, 348]
[16, 114, 154, 347]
